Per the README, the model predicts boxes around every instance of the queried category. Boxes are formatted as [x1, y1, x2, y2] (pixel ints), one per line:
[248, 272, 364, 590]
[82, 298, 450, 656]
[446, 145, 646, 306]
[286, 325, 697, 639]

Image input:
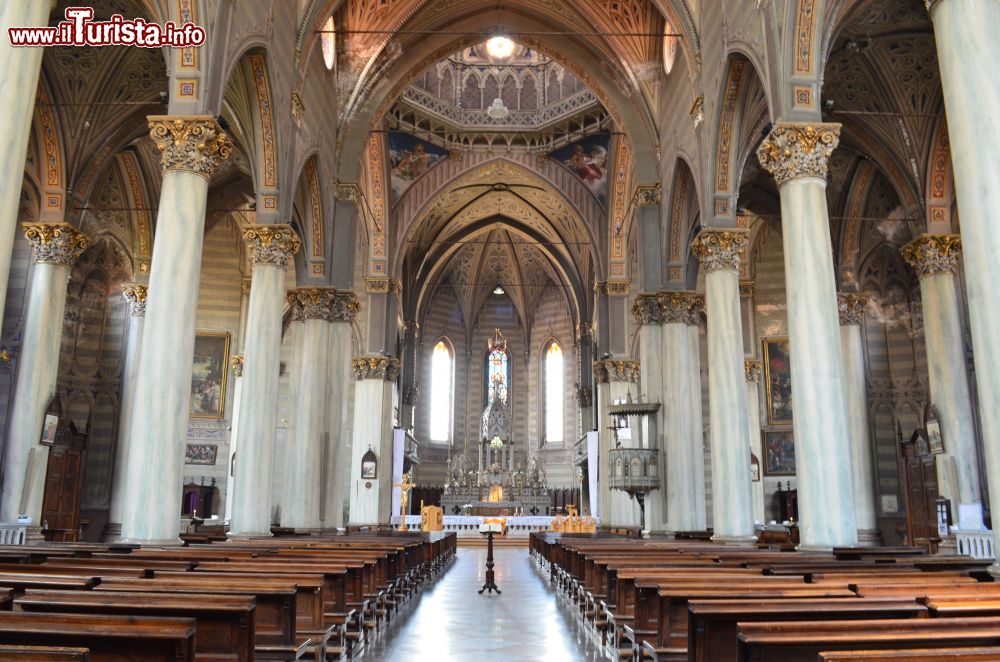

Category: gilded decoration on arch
[147, 115, 231, 178]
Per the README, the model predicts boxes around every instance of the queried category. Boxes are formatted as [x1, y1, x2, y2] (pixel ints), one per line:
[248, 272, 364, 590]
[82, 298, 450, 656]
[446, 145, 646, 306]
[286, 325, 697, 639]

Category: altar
[390, 515, 583, 538]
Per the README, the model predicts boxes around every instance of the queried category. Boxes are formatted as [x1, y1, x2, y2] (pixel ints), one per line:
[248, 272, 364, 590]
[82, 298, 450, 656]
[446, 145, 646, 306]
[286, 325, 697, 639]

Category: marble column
[595, 359, 641, 526]
[926, 0, 1000, 572]
[901, 235, 984, 530]
[281, 289, 337, 530]
[633, 295, 665, 530]
[838, 293, 881, 544]
[103, 284, 147, 540]
[229, 226, 301, 537]
[348, 357, 400, 525]
[223, 355, 244, 524]
[692, 229, 755, 544]
[758, 123, 858, 549]
[120, 116, 230, 543]
[0, 224, 88, 524]
[324, 292, 360, 530]
[745, 360, 766, 525]
[660, 292, 707, 531]
[0, 2, 54, 321]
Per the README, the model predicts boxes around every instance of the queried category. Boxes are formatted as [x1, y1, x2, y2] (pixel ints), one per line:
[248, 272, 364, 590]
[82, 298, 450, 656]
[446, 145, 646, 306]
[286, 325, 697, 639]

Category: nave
[366, 545, 604, 661]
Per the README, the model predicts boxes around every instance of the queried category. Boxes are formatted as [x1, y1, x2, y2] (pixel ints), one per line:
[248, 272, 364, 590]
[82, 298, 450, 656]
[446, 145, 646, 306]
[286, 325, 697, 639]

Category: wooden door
[900, 431, 940, 552]
[41, 446, 85, 541]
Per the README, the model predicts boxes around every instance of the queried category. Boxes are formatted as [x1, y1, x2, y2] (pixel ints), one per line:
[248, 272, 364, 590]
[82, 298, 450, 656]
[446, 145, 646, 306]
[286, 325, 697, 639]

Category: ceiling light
[486, 36, 515, 59]
[493, 286, 505, 295]
[487, 97, 509, 119]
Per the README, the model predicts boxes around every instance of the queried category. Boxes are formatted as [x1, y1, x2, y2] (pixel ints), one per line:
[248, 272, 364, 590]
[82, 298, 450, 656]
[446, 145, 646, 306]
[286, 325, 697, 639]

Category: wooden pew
[0, 574, 97, 595]
[819, 648, 1000, 661]
[736, 616, 1000, 661]
[0, 645, 89, 660]
[684, 598, 927, 662]
[0, 611, 196, 661]
[16, 589, 254, 662]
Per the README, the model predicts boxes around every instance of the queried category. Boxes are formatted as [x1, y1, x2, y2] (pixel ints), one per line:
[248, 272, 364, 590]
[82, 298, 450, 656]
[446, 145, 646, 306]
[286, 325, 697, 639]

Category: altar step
[457, 536, 529, 548]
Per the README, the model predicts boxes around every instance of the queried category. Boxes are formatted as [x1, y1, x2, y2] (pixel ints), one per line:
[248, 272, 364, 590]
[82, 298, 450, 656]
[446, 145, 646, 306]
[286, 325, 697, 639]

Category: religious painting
[189, 332, 230, 419]
[549, 133, 611, 205]
[40, 414, 58, 446]
[763, 337, 793, 424]
[361, 448, 378, 479]
[763, 429, 796, 476]
[750, 452, 761, 482]
[185, 444, 218, 465]
[388, 132, 448, 198]
[925, 403, 944, 454]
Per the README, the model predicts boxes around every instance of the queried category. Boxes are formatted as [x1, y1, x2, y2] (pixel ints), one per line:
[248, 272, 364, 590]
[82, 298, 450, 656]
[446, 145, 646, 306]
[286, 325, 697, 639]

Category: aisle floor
[362, 546, 606, 661]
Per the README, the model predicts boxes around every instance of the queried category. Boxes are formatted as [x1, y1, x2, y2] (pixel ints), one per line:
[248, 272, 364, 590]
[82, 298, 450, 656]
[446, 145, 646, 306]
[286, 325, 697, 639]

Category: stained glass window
[321, 16, 335, 70]
[545, 342, 564, 442]
[486, 347, 509, 404]
[429, 340, 453, 442]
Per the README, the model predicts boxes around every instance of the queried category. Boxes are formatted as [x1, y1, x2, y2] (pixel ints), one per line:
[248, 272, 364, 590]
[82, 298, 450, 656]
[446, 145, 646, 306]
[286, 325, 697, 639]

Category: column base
[118, 537, 184, 546]
[988, 563, 1000, 580]
[24, 526, 46, 544]
[710, 534, 757, 546]
[856, 528, 883, 547]
[937, 533, 958, 556]
[227, 531, 273, 540]
[101, 522, 122, 542]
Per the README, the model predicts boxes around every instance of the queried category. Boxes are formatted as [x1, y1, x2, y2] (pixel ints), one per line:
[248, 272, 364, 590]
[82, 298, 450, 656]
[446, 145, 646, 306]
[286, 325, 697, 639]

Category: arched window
[429, 340, 453, 442]
[485, 346, 510, 405]
[544, 341, 564, 443]
[321, 16, 335, 70]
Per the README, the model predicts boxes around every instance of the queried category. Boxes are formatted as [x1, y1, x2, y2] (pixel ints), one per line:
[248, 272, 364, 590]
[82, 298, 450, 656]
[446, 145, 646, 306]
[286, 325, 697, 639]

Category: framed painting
[185, 444, 218, 465]
[763, 429, 796, 476]
[925, 403, 944, 454]
[190, 331, 230, 419]
[763, 337, 793, 424]
[361, 448, 378, 479]
[750, 452, 761, 482]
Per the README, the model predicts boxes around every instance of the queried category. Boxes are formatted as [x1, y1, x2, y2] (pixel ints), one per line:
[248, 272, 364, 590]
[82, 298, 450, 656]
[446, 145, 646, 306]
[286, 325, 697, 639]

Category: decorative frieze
[757, 122, 841, 186]
[352, 356, 401, 381]
[837, 292, 870, 326]
[231, 354, 245, 378]
[121, 284, 148, 318]
[691, 229, 749, 272]
[23, 223, 89, 266]
[900, 233, 962, 277]
[147, 115, 231, 179]
[744, 360, 762, 383]
[604, 280, 630, 297]
[659, 291, 703, 325]
[632, 293, 664, 325]
[594, 359, 641, 384]
[365, 277, 401, 294]
[245, 225, 301, 269]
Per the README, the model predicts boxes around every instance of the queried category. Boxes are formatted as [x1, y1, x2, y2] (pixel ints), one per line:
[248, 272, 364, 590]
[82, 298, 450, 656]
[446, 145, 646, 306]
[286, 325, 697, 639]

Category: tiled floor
[362, 547, 607, 661]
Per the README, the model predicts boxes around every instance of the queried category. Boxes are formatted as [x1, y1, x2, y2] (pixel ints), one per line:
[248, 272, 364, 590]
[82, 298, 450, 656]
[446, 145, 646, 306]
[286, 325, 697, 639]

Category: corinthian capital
[745, 360, 762, 383]
[691, 229, 749, 272]
[352, 356, 401, 381]
[757, 122, 841, 186]
[594, 359, 641, 384]
[837, 292, 870, 325]
[658, 291, 703, 325]
[147, 115, 231, 179]
[288, 288, 336, 321]
[231, 354, 245, 378]
[245, 225, 301, 269]
[121, 284, 148, 318]
[632, 293, 664, 326]
[900, 233, 962, 277]
[23, 223, 89, 266]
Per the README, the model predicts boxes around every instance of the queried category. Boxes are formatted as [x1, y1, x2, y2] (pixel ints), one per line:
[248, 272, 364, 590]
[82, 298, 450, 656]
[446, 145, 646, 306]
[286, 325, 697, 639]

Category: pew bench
[819, 648, 1000, 661]
[0, 645, 89, 661]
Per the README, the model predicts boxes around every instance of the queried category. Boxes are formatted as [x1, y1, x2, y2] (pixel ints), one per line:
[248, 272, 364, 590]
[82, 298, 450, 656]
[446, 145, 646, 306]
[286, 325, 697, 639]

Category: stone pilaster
[902, 234, 984, 531]
[349, 356, 401, 525]
[758, 122, 858, 549]
[105, 284, 147, 540]
[121, 116, 229, 543]
[745, 360, 766, 526]
[229, 226, 300, 537]
[325, 290, 360, 529]
[0, 224, 88, 524]
[693, 229, 756, 544]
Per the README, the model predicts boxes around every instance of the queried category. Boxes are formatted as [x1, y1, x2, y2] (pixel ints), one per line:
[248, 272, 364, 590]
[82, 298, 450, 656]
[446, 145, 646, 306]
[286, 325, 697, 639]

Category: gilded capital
[691, 229, 749, 272]
[335, 182, 359, 202]
[245, 225, 301, 269]
[365, 277, 401, 294]
[352, 356, 401, 381]
[121, 283, 148, 317]
[147, 115, 231, 179]
[632, 293, 664, 326]
[23, 223, 89, 266]
[739, 281, 754, 298]
[636, 183, 661, 205]
[757, 122, 841, 186]
[330, 291, 361, 322]
[900, 233, 962, 277]
[231, 354, 245, 378]
[606, 280, 630, 297]
[837, 292, 870, 326]
[287, 287, 360, 323]
[594, 359, 641, 384]
[658, 291, 703, 325]
[745, 360, 762, 383]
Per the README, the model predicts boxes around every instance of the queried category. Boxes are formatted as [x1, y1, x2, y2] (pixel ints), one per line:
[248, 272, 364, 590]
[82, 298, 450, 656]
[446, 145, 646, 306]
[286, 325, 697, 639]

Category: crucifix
[395, 471, 413, 532]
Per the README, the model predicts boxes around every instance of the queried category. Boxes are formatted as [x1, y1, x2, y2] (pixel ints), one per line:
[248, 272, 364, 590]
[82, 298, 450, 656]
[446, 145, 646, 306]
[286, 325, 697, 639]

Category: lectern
[478, 521, 502, 594]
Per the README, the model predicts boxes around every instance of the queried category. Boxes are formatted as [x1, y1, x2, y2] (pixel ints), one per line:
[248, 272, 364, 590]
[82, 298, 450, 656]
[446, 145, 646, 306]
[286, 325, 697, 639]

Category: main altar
[439, 329, 552, 517]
